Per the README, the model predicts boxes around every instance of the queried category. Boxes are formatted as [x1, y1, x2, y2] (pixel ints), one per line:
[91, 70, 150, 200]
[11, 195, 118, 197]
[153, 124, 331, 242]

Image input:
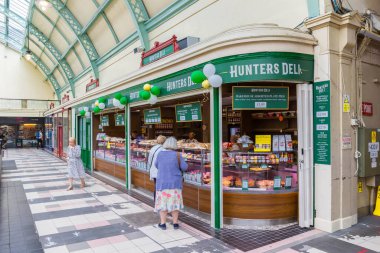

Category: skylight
[0, 0, 31, 51]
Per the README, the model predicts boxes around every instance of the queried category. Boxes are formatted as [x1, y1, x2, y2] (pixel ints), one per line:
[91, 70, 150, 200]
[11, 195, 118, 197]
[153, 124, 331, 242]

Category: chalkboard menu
[175, 102, 202, 122]
[233, 86, 289, 110]
[115, 113, 125, 126]
[144, 108, 161, 124]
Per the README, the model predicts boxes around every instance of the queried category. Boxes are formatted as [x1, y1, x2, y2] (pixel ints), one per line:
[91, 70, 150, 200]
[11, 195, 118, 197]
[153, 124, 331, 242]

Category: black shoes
[173, 223, 179, 230]
[158, 223, 166, 230]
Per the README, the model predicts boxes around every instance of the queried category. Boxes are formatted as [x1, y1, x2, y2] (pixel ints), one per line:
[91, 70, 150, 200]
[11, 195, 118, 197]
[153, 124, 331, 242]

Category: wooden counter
[131, 168, 297, 220]
[94, 158, 125, 181]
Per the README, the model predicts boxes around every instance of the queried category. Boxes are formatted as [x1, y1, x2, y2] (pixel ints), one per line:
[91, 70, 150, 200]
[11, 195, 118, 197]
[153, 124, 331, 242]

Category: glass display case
[130, 140, 211, 186]
[95, 133, 126, 164]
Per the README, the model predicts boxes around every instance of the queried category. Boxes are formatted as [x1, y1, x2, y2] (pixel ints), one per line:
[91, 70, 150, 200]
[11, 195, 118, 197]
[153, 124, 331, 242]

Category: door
[297, 83, 314, 227]
[58, 126, 63, 158]
[78, 116, 91, 171]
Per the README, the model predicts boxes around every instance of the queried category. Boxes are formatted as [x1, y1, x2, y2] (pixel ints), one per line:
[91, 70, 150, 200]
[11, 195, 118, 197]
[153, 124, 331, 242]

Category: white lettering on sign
[316, 124, 328, 131]
[255, 102, 267, 108]
[342, 136, 352, 149]
[130, 91, 139, 100]
[229, 63, 302, 78]
[315, 83, 329, 94]
[369, 142, 380, 152]
[316, 111, 328, 118]
[166, 77, 195, 92]
[372, 161, 377, 168]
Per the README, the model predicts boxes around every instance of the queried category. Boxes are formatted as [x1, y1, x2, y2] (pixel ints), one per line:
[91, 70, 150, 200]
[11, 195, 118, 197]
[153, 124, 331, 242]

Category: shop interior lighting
[23, 124, 37, 126]
[36, 0, 52, 11]
[24, 50, 32, 61]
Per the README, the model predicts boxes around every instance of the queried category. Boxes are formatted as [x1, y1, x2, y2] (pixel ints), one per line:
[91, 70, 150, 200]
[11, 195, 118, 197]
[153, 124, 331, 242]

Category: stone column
[306, 12, 361, 232]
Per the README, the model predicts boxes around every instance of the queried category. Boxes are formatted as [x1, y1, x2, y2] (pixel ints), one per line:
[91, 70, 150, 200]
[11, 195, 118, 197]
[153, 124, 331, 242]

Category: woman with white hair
[66, 137, 86, 190]
[154, 137, 188, 230]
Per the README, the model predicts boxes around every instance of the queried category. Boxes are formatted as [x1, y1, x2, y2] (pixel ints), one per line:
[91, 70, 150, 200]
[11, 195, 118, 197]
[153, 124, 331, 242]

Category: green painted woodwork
[125, 107, 129, 189]
[212, 87, 221, 229]
[78, 116, 92, 171]
[123, 0, 150, 50]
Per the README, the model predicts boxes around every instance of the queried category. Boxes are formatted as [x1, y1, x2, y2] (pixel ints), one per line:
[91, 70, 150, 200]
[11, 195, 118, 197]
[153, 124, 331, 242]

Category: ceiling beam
[50, 0, 99, 79]
[29, 51, 61, 100]
[123, 0, 150, 50]
[29, 24, 76, 97]
[4, 0, 9, 47]
[89, 0, 119, 44]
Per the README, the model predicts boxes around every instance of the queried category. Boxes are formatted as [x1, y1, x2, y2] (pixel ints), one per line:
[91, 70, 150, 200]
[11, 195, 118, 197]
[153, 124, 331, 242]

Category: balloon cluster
[79, 107, 91, 118]
[191, 63, 223, 89]
[93, 97, 106, 113]
[139, 84, 161, 105]
[112, 92, 128, 109]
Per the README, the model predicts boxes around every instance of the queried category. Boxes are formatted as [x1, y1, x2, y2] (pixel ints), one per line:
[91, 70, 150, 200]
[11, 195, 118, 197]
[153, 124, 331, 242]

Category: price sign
[144, 108, 161, 124]
[100, 115, 109, 127]
[115, 113, 125, 126]
[175, 102, 202, 122]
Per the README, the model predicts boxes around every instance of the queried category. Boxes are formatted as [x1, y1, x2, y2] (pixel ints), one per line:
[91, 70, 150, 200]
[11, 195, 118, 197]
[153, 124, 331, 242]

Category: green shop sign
[101, 115, 109, 127]
[175, 102, 202, 122]
[144, 108, 161, 124]
[115, 113, 125, 126]
[232, 86, 289, 110]
[313, 81, 331, 165]
[142, 45, 174, 66]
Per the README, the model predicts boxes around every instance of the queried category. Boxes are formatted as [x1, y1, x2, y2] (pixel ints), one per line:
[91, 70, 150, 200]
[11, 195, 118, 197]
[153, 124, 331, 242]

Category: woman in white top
[147, 135, 166, 202]
[66, 137, 86, 190]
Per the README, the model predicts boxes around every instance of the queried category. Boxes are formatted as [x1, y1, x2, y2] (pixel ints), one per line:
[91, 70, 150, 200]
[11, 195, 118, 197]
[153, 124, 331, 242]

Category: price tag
[242, 179, 248, 191]
[285, 176, 292, 189]
[273, 176, 281, 190]
[242, 164, 248, 169]
[255, 102, 267, 108]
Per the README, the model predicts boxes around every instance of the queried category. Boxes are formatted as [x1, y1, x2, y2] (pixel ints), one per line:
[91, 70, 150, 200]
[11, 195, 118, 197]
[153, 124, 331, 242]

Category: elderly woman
[66, 137, 86, 190]
[154, 137, 188, 230]
[147, 135, 166, 203]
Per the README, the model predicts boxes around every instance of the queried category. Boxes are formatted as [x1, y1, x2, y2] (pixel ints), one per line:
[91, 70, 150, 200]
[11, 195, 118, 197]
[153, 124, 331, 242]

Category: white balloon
[113, 98, 120, 107]
[118, 105, 125, 109]
[84, 107, 89, 112]
[85, 111, 91, 118]
[209, 74, 223, 88]
[149, 95, 158, 105]
[98, 103, 106, 109]
[203, 63, 216, 78]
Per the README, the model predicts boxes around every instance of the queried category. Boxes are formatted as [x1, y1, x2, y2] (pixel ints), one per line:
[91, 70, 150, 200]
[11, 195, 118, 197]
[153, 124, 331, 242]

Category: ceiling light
[25, 50, 32, 61]
[37, 0, 52, 11]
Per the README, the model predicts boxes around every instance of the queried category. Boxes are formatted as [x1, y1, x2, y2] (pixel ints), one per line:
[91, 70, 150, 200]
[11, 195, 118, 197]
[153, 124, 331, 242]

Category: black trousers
[37, 139, 43, 149]
[153, 178, 156, 204]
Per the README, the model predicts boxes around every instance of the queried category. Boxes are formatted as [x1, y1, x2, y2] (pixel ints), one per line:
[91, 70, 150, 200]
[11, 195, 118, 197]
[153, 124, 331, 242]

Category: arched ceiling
[0, 0, 180, 99]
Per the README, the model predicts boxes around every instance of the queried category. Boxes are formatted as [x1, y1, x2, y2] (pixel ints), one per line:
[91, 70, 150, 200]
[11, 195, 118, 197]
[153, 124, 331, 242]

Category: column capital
[305, 11, 362, 31]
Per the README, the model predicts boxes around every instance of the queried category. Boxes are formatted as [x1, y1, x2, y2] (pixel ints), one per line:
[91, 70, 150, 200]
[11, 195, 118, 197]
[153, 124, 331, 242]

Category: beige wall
[0, 45, 55, 100]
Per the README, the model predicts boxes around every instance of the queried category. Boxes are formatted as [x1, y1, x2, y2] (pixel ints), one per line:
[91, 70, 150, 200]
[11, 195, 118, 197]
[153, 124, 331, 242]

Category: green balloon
[150, 86, 161, 96]
[191, 70, 206, 84]
[98, 97, 106, 104]
[120, 97, 128, 105]
[114, 93, 122, 100]
[139, 90, 145, 99]
[80, 110, 85, 116]
[141, 90, 151, 100]
[93, 106, 100, 113]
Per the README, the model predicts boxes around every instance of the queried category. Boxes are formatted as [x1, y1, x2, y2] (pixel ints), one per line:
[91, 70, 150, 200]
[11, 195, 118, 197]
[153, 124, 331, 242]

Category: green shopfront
[75, 51, 318, 229]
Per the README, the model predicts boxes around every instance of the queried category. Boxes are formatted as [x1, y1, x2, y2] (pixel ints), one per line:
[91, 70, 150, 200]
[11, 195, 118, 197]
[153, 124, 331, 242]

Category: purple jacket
[155, 150, 188, 191]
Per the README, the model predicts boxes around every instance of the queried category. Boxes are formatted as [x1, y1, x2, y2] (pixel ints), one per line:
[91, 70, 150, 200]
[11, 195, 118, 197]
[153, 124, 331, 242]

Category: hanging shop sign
[86, 79, 99, 92]
[115, 113, 125, 126]
[175, 102, 202, 122]
[144, 108, 161, 124]
[232, 86, 289, 110]
[141, 36, 180, 66]
[313, 81, 331, 165]
[100, 115, 109, 127]
[362, 102, 373, 116]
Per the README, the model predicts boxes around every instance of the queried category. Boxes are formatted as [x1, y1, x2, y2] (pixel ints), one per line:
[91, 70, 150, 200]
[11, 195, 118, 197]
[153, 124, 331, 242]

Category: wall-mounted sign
[175, 102, 202, 122]
[61, 94, 70, 104]
[144, 108, 161, 124]
[342, 136, 352, 150]
[313, 81, 331, 165]
[86, 79, 99, 92]
[141, 35, 180, 66]
[343, 94, 350, 113]
[100, 115, 109, 127]
[232, 86, 289, 110]
[362, 102, 373, 116]
[115, 113, 125, 126]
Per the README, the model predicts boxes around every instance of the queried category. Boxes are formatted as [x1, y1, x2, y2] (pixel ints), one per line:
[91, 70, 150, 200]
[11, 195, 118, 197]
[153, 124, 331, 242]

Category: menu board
[115, 113, 125, 126]
[175, 102, 202, 122]
[144, 108, 161, 124]
[313, 81, 331, 165]
[255, 135, 272, 152]
[232, 86, 289, 110]
[100, 115, 109, 127]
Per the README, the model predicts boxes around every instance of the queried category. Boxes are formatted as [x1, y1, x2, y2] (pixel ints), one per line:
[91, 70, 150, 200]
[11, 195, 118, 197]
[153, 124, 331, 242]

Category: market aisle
[1, 149, 236, 253]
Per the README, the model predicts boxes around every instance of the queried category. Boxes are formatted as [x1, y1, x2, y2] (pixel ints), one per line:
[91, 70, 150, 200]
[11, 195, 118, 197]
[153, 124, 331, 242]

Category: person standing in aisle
[147, 135, 166, 204]
[154, 137, 188, 230]
[66, 137, 86, 190]
[35, 129, 43, 149]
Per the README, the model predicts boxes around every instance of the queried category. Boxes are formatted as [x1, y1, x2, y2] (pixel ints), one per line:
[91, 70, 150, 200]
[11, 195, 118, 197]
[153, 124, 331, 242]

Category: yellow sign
[255, 135, 272, 152]
[372, 131, 377, 143]
[343, 95, 350, 113]
[374, 186, 380, 216]
[358, 181, 363, 193]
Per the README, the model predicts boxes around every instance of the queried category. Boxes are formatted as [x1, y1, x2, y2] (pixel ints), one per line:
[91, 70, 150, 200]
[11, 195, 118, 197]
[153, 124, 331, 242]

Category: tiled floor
[1, 149, 380, 253]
